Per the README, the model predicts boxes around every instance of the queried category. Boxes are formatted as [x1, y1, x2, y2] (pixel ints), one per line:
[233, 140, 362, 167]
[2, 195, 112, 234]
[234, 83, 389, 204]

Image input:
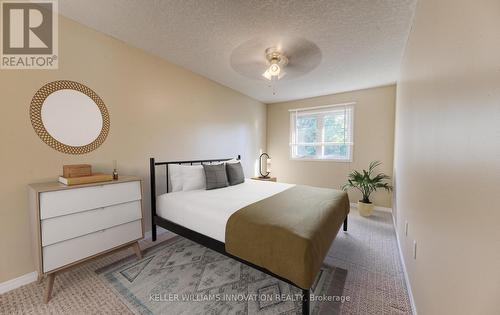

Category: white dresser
[28, 176, 144, 302]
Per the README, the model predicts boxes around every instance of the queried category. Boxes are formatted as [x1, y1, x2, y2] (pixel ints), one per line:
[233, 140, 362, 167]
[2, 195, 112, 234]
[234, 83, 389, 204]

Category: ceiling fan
[262, 48, 288, 81]
[230, 36, 322, 83]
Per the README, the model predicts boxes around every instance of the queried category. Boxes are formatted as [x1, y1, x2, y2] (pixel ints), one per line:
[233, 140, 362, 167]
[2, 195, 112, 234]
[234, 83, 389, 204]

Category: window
[289, 103, 354, 161]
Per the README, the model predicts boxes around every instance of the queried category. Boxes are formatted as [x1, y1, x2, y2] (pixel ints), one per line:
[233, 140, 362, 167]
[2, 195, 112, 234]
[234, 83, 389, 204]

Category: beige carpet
[0, 209, 412, 314]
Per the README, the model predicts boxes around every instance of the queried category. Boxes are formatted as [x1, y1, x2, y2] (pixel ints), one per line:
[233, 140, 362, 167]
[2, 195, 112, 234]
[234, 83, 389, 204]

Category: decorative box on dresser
[28, 176, 144, 303]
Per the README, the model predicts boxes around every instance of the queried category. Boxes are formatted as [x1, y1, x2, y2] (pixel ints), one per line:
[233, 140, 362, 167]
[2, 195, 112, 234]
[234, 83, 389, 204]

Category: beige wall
[394, 0, 500, 314]
[0, 17, 266, 283]
[267, 85, 396, 208]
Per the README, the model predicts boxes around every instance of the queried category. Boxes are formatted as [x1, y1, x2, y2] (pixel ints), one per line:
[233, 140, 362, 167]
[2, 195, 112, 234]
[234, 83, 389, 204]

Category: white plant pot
[358, 201, 374, 217]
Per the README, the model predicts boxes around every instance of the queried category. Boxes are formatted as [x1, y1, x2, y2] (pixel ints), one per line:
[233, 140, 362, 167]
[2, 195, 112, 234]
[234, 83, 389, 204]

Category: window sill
[289, 157, 352, 163]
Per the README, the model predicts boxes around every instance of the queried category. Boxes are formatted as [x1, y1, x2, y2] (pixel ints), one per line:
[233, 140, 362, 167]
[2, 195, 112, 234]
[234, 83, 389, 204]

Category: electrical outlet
[405, 221, 409, 236]
[413, 240, 417, 259]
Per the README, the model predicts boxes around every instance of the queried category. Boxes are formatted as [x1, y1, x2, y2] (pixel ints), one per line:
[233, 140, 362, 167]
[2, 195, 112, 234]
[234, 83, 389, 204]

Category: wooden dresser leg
[37, 273, 44, 284]
[132, 242, 143, 259]
[44, 273, 55, 304]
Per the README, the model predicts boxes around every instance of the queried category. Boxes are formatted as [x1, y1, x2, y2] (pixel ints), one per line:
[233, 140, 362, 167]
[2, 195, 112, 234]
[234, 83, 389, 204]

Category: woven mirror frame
[30, 80, 110, 155]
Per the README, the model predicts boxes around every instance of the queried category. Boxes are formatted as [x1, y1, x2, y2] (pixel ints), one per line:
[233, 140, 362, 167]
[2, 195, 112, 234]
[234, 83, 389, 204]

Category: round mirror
[30, 80, 110, 154]
[41, 90, 103, 146]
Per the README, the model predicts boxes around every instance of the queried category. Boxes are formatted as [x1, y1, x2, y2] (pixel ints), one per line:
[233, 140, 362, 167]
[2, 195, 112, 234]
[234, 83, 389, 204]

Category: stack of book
[58, 164, 113, 186]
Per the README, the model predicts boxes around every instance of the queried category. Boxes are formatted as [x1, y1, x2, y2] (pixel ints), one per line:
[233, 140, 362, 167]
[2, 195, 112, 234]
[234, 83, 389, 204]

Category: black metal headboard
[149, 155, 240, 219]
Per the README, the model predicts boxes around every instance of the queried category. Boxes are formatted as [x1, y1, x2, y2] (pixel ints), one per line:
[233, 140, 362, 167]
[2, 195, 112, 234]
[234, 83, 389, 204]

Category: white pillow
[168, 164, 183, 192]
[181, 165, 206, 191]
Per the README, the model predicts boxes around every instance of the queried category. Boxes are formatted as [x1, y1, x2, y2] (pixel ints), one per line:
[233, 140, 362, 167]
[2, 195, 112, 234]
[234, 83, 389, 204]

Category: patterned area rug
[96, 237, 347, 315]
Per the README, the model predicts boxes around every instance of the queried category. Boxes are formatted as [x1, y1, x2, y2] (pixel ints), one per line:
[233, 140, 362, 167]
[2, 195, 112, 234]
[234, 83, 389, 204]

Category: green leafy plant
[341, 161, 393, 204]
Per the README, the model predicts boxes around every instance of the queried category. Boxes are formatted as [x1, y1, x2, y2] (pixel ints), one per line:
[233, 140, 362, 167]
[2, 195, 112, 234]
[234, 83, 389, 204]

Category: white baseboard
[392, 214, 418, 315]
[0, 271, 38, 295]
[0, 227, 172, 295]
[350, 202, 392, 213]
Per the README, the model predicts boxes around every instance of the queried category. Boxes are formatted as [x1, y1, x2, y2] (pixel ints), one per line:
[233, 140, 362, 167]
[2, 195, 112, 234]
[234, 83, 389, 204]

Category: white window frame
[289, 102, 355, 162]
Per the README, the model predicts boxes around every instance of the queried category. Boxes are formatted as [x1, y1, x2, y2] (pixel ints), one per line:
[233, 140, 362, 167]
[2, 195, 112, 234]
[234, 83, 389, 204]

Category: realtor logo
[1, 0, 58, 69]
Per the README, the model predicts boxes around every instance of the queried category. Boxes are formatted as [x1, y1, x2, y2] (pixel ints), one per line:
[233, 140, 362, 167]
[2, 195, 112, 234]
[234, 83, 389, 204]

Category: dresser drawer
[41, 200, 142, 246]
[40, 181, 141, 219]
[42, 220, 142, 272]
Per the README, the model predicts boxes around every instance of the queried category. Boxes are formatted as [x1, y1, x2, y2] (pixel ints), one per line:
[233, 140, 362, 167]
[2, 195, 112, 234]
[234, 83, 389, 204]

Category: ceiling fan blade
[282, 40, 322, 75]
[284, 64, 312, 78]
[231, 61, 267, 80]
[286, 40, 321, 60]
[287, 60, 319, 72]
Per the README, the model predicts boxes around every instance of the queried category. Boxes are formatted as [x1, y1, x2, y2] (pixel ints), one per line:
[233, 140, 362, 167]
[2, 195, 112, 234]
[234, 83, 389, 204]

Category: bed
[150, 156, 350, 314]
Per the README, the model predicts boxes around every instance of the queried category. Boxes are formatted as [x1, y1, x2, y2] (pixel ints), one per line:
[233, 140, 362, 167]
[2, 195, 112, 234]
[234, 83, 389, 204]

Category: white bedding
[156, 179, 294, 242]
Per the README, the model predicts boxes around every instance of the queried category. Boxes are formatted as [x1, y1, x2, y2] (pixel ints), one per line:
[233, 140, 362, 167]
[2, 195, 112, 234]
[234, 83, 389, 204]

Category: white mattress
[156, 179, 294, 242]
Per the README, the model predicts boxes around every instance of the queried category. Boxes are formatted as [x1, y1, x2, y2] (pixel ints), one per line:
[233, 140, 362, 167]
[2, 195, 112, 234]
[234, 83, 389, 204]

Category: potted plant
[341, 161, 393, 217]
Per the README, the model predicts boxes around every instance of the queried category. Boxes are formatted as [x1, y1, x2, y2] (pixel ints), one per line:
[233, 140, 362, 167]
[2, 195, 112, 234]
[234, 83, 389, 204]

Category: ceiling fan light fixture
[262, 70, 272, 80]
[262, 69, 285, 80]
[262, 48, 288, 81]
[263, 60, 281, 80]
[268, 62, 281, 76]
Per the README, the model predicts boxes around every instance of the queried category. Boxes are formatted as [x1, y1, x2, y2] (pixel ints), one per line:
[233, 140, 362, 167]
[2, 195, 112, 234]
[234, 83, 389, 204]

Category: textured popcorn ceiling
[59, 0, 416, 103]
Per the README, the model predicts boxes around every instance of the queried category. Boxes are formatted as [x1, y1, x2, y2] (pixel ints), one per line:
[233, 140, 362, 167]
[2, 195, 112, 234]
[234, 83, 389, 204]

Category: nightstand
[251, 176, 277, 182]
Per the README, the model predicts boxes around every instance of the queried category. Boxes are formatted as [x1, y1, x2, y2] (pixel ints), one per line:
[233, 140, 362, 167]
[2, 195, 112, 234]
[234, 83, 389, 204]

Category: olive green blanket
[225, 185, 349, 289]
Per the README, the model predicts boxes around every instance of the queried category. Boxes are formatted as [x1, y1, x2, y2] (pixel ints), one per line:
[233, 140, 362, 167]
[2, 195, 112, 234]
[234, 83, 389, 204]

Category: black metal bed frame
[149, 155, 348, 315]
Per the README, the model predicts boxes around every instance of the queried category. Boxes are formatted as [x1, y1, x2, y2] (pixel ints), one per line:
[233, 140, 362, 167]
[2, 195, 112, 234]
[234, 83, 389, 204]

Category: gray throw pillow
[226, 162, 245, 186]
[203, 164, 229, 190]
